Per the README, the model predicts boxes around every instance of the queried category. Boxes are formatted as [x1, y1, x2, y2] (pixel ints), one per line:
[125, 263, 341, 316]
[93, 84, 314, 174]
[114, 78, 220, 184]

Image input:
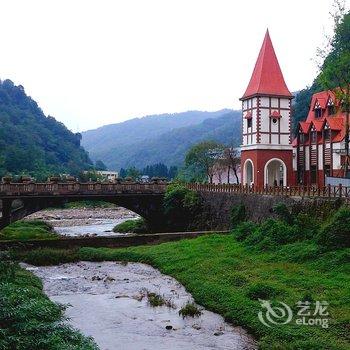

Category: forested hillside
[0, 79, 92, 179]
[82, 110, 241, 170]
[82, 110, 232, 158]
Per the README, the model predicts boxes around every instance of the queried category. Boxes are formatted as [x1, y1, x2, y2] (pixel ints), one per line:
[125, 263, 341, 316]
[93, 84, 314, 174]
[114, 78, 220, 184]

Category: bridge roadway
[0, 181, 167, 230]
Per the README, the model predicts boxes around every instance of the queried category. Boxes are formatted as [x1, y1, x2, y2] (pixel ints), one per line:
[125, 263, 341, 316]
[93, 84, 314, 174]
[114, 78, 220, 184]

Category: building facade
[293, 90, 347, 187]
[240, 30, 294, 188]
[240, 30, 349, 189]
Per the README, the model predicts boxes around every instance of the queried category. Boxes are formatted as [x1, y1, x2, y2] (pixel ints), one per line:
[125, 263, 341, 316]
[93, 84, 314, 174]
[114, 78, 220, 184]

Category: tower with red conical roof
[240, 30, 294, 188]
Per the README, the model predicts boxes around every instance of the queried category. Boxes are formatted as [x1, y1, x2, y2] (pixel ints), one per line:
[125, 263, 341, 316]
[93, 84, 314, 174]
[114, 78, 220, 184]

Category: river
[24, 207, 257, 349]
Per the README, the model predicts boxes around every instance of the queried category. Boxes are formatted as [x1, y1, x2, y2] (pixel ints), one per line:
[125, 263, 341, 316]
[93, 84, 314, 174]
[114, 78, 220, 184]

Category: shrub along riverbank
[0, 255, 98, 349]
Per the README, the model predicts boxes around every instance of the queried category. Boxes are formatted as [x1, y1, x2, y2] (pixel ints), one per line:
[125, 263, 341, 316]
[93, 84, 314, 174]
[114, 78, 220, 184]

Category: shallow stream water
[24, 261, 257, 350]
[54, 218, 131, 237]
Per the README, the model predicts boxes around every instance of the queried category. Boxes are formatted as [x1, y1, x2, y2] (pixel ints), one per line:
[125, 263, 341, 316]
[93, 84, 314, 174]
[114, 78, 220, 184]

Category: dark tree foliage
[95, 160, 107, 171]
[119, 163, 178, 180]
[0, 79, 92, 179]
[141, 163, 178, 179]
[119, 168, 127, 178]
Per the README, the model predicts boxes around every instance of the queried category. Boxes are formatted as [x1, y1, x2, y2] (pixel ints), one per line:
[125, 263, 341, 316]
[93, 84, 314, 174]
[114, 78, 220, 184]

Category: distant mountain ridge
[82, 109, 241, 170]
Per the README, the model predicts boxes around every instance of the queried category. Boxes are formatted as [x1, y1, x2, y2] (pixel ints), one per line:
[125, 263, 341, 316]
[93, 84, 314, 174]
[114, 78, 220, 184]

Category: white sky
[0, 0, 341, 131]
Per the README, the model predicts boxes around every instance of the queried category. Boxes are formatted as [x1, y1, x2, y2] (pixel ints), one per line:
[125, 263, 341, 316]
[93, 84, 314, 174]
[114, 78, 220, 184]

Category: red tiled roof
[270, 110, 282, 118]
[312, 120, 325, 132]
[299, 121, 311, 134]
[315, 98, 326, 109]
[241, 30, 292, 99]
[326, 117, 343, 131]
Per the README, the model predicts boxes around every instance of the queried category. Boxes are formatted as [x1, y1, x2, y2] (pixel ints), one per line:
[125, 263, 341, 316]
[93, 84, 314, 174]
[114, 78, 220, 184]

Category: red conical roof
[241, 30, 292, 99]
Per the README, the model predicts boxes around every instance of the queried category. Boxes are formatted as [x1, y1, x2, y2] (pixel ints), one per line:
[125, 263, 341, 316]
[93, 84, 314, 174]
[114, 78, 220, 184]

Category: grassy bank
[13, 234, 349, 349]
[113, 218, 147, 234]
[0, 255, 98, 349]
[0, 220, 58, 241]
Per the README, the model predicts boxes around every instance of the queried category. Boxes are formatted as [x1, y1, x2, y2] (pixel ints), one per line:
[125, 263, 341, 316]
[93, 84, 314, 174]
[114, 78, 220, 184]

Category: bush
[163, 182, 201, 231]
[113, 218, 147, 234]
[273, 203, 293, 225]
[230, 203, 246, 228]
[232, 221, 256, 241]
[318, 206, 350, 249]
[293, 213, 320, 240]
[245, 219, 297, 250]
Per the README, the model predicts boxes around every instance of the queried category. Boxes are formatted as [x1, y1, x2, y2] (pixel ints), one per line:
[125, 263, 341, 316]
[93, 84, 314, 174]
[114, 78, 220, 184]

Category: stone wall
[196, 192, 344, 230]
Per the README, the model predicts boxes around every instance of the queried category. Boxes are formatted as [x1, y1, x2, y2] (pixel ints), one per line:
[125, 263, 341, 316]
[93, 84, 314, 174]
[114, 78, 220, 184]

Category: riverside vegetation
[0, 220, 58, 241]
[0, 255, 98, 349]
[8, 201, 350, 350]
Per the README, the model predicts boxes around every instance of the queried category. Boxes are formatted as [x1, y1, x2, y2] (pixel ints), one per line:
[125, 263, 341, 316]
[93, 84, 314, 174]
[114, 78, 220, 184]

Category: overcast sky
[0, 0, 342, 131]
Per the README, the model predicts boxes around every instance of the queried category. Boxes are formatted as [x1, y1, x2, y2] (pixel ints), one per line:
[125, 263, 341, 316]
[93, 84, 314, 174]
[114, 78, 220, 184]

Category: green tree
[183, 141, 225, 183]
[126, 167, 140, 180]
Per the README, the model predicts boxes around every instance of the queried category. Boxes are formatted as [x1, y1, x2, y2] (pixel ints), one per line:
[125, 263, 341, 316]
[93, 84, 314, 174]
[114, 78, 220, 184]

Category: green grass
[113, 218, 147, 234]
[0, 255, 98, 349]
[0, 220, 59, 241]
[12, 235, 350, 350]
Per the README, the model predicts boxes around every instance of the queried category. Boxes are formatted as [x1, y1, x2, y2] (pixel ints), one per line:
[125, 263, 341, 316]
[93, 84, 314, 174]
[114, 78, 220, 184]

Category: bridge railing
[186, 183, 350, 199]
[0, 182, 167, 196]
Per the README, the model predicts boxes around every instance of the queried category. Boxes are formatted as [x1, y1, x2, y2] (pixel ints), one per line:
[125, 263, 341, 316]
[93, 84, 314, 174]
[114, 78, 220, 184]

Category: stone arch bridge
[0, 182, 167, 232]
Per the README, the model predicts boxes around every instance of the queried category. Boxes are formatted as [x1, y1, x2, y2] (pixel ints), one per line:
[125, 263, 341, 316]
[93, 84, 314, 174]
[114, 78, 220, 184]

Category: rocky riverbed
[23, 261, 257, 350]
[25, 207, 139, 237]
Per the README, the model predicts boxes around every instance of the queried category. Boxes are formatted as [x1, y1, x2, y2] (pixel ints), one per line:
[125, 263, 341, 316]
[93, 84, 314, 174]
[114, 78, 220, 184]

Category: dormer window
[327, 98, 336, 115]
[314, 100, 323, 118]
[315, 108, 322, 118]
